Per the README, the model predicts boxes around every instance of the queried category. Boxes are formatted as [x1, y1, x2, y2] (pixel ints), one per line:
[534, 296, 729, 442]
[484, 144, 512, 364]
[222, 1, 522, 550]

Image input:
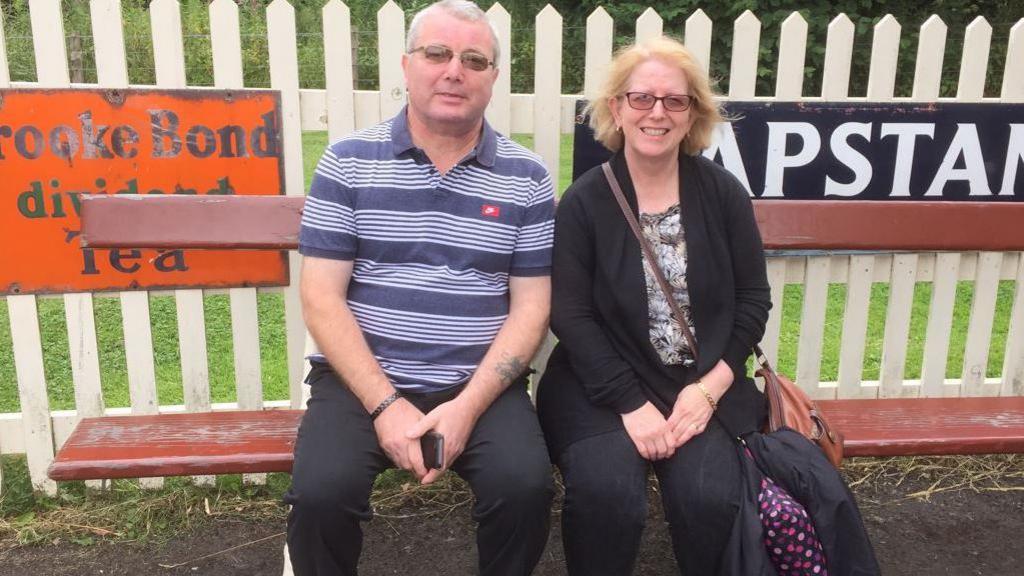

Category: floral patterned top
[639, 203, 696, 366]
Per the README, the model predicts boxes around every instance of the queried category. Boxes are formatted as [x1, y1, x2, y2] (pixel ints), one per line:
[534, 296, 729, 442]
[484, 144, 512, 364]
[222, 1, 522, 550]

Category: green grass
[0, 132, 1018, 414]
[773, 281, 1016, 381]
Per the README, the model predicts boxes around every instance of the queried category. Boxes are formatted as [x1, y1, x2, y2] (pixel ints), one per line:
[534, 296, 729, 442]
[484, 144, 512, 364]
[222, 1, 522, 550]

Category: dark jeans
[557, 417, 742, 576]
[284, 362, 554, 576]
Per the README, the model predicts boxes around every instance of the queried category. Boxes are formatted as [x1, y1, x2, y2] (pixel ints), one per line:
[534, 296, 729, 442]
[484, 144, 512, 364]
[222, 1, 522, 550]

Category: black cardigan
[537, 150, 772, 457]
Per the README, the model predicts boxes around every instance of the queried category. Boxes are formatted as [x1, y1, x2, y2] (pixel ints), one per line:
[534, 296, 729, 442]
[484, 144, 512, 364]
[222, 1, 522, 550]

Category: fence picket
[230, 287, 266, 484]
[1003, 254, 1024, 395]
[211, 0, 265, 484]
[314, 1, 355, 403]
[65, 3, 110, 485]
[879, 254, 918, 397]
[323, 0, 355, 138]
[485, 3, 512, 136]
[729, 11, 760, 98]
[93, 0, 163, 490]
[151, 0, 187, 86]
[152, 0, 213, 486]
[8, 297, 55, 494]
[65, 294, 104, 489]
[957, 17, 992, 101]
[268, 0, 309, 413]
[838, 255, 875, 398]
[962, 252, 1003, 396]
[821, 14, 854, 100]
[120, 291, 161, 489]
[1002, 20, 1024, 101]
[775, 12, 808, 99]
[584, 7, 613, 97]
[0, 6, 9, 85]
[761, 259, 787, 368]
[684, 10, 712, 74]
[30, 0, 69, 84]
[797, 257, 832, 398]
[14, 0, 72, 496]
[0, 6, 7, 491]
[636, 7, 663, 44]
[867, 15, 900, 100]
[534, 5, 562, 183]
[911, 16, 947, 101]
[175, 292, 209, 413]
[921, 253, 961, 396]
[210, 0, 243, 86]
[377, 1, 406, 121]
[91, 0, 128, 86]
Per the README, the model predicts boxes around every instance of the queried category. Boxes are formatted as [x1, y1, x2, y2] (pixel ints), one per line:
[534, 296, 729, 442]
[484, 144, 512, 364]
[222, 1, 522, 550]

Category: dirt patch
[1, 456, 1021, 576]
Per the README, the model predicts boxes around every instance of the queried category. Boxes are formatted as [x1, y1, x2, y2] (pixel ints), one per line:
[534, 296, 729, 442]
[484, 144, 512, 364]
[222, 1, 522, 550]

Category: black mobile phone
[421, 431, 445, 470]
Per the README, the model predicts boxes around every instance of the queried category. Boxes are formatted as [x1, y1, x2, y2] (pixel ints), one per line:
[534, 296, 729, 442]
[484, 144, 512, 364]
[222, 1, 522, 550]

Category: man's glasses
[409, 44, 495, 72]
[623, 92, 695, 112]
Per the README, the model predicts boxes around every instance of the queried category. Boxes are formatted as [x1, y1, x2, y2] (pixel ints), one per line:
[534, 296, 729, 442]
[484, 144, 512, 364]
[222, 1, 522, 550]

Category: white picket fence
[1, 0, 1023, 495]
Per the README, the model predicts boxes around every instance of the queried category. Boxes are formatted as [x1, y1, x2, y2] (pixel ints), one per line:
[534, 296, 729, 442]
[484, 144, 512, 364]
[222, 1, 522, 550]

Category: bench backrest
[80, 194, 1024, 252]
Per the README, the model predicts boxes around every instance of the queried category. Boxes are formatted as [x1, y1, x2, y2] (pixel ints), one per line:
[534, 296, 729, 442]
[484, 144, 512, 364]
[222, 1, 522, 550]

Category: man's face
[402, 11, 498, 134]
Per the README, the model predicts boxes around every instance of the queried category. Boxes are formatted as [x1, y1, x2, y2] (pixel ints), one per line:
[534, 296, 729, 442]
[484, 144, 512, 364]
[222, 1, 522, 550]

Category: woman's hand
[669, 360, 735, 446]
[621, 402, 676, 460]
[667, 384, 714, 448]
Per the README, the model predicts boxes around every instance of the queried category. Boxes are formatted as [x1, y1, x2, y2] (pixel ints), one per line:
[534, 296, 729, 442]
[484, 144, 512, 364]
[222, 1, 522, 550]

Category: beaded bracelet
[370, 391, 401, 421]
[696, 380, 718, 411]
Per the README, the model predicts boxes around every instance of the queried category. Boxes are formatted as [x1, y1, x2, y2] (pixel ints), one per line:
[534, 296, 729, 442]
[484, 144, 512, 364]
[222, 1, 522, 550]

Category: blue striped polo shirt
[299, 109, 555, 393]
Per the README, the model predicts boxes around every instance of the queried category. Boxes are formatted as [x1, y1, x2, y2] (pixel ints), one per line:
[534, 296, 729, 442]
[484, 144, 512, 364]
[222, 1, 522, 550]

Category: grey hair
[406, 0, 501, 67]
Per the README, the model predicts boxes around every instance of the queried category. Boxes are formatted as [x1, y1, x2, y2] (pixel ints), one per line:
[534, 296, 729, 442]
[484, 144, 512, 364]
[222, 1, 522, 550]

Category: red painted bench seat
[47, 397, 1024, 481]
[48, 410, 303, 481]
[820, 397, 1024, 458]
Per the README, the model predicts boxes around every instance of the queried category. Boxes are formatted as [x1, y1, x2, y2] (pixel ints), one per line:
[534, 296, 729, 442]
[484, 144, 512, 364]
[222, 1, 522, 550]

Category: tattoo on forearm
[495, 355, 527, 385]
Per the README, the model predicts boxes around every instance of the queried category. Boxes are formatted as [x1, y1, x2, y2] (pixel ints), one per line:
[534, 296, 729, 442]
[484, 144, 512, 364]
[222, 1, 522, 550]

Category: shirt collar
[390, 106, 497, 168]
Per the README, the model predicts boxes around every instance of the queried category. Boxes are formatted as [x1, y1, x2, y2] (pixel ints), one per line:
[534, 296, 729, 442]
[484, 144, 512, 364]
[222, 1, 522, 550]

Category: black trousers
[284, 362, 554, 576]
[557, 417, 743, 576]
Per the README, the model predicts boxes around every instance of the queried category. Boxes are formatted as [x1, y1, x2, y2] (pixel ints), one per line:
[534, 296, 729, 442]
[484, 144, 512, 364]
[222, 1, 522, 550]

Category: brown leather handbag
[601, 162, 844, 468]
[753, 345, 844, 467]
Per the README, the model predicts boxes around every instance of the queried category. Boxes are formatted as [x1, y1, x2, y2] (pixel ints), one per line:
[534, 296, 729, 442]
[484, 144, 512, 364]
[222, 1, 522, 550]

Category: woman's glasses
[409, 44, 495, 72]
[623, 92, 695, 112]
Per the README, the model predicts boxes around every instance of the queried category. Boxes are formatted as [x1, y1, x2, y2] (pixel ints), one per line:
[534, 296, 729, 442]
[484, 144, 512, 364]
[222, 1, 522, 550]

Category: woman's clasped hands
[621, 383, 714, 460]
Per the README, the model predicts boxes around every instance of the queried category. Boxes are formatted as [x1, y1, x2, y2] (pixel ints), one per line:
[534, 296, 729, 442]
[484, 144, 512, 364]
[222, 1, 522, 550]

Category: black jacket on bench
[537, 149, 772, 458]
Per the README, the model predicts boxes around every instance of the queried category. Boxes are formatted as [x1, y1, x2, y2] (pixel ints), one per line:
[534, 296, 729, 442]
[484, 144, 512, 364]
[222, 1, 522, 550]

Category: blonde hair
[587, 36, 722, 155]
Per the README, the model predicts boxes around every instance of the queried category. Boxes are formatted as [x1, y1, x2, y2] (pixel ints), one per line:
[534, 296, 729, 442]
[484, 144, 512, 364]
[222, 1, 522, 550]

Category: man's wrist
[370, 391, 401, 421]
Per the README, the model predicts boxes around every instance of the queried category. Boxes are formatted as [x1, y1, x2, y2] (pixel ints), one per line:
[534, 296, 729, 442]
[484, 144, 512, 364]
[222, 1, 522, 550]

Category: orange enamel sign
[0, 88, 287, 295]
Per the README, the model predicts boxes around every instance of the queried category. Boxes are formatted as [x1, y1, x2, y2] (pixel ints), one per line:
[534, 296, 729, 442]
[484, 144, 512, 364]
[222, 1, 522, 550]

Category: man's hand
[373, 398, 429, 480]
[621, 401, 676, 461]
[405, 396, 480, 485]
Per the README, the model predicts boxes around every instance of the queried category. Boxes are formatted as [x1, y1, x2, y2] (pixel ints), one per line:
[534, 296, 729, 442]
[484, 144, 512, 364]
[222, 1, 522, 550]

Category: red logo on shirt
[481, 204, 501, 218]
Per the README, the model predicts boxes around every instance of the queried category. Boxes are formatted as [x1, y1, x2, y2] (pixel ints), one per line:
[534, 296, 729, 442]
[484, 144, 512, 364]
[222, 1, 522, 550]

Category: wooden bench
[48, 195, 1024, 482]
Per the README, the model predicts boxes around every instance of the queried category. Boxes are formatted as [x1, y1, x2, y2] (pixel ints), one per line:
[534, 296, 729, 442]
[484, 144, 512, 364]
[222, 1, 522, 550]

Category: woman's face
[610, 58, 697, 164]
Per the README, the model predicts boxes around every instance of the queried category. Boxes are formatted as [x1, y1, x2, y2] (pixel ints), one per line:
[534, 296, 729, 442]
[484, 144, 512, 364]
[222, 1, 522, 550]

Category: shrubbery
[1, 0, 1019, 96]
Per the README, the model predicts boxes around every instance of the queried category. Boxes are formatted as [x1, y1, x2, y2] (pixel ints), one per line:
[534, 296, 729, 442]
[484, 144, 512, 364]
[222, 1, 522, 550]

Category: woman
[537, 36, 787, 574]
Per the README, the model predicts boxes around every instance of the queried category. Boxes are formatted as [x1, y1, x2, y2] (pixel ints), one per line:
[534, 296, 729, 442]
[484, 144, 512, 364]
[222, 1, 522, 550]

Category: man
[283, 2, 555, 575]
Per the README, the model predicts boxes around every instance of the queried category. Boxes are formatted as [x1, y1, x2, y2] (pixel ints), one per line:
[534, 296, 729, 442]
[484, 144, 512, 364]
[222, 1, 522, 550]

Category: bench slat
[80, 195, 304, 249]
[79, 196, 1024, 252]
[48, 398, 1024, 481]
[819, 397, 1024, 457]
[755, 201, 1024, 251]
[47, 410, 302, 481]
